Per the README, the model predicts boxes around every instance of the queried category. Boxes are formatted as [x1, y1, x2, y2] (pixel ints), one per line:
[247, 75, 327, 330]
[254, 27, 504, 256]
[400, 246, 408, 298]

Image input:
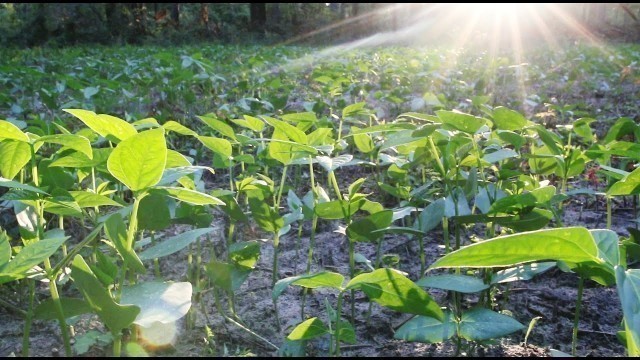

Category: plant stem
[334, 293, 344, 357]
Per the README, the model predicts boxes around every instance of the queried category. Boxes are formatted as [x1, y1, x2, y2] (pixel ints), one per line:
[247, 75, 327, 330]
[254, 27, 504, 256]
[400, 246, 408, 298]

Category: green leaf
[205, 261, 252, 292]
[459, 308, 524, 341]
[198, 136, 232, 159]
[0, 119, 29, 142]
[573, 118, 595, 141]
[616, 266, 640, 356]
[430, 227, 600, 269]
[120, 281, 192, 327]
[69, 191, 121, 208]
[0, 177, 48, 195]
[342, 102, 368, 118]
[138, 228, 213, 260]
[489, 186, 556, 214]
[287, 317, 329, 341]
[0, 140, 31, 179]
[492, 107, 528, 131]
[35, 134, 93, 159]
[70, 255, 140, 334]
[345, 268, 444, 320]
[107, 128, 167, 191]
[162, 121, 197, 137]
[0, 231, 10, 268]
[416, 198, 445, 233]
[49, 148, 111, 168]
[394, 312, 456, 343]
[417, 274, 489, 293]
[64, 109, 137, 143]
[494, 208, 553, 232]
[229, 241, 261, 268]
[137, 194, 171, 231]
[316, 155, 353, 173]
[34, 297, 92, 320]
[0, 236, 66, 283]
[490, 262, 556, 284]
[104, 213, 146, 274]
[346, 210, 393, 243]
[483, 148, 518, 164]
[436, 110, 486, 134]
[151, 186, 224, 206]
[230, 115, 265, 133]
[273, 272, 345, 301]
[608, 167, 640, 196]
[197, 115, 237, 140]
[165, 150, 193, 168]
[263, 116, 308, 144]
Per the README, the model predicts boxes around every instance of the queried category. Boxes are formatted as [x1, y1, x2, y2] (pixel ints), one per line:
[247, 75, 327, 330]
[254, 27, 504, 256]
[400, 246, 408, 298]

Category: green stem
[572, 276, 584, 356]
[113, 332, 122, 357]
[45, 259, 72, 357]
[334, 293, 344, 357]
[606, 196, 612, 230]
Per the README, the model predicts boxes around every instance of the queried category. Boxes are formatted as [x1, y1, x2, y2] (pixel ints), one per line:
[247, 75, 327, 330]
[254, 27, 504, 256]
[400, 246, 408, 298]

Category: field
[1, 41, 640, 357]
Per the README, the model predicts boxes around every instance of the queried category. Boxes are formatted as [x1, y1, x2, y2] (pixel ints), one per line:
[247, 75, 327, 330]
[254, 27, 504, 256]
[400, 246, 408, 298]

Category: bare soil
[1, 173, 635, 357]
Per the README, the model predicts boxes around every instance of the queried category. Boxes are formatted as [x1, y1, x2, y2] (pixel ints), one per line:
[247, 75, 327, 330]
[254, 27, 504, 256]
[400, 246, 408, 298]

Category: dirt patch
[0, 184, 635, 357]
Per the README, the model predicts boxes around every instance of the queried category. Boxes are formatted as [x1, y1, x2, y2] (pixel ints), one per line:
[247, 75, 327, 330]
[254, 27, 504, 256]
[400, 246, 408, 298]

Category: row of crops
[0, 43, 639, 357]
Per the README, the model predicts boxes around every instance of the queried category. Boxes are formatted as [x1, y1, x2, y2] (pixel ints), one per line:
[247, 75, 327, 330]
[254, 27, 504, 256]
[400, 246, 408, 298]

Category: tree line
[0, 3, 638, 48]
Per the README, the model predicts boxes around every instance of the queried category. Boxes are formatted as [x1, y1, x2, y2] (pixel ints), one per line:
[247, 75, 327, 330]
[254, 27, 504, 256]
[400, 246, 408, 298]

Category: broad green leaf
[394, 312, 456, 343]
[608, 167, 640, 196]
[151, 186, 223, 206]
[70, 255, 140, 334]
[197, 115, 237, 140]
[483, 148, 518, 164]
[0, 231, 10, 268]
[206, 261, 252, 292]
[417, 274, 489, 293]
[162, 121, 197, 137]
[34, 297, 92, 320]
[489, 186, 556, 214]
[459, 308, 524, 341]
[492, 107, 528, 131]
[616, 266, 640, 356]
[137, 194, 171, 231]
[0, 120, 29, 142]
[158, 166, 212, 186]
[231, 115, 265, 133]
[138, 228, 213, 260]
[42, 196, 83, 217]
[248, 192, 283, 233]
[69, 191, 121, 208]
[64, 109, 137, 143]
[573, 118, 595, 141]
[604, 117, 638, 144]
[0, 177, 48, 195]
[591, 229, 620, 268]
[165, 150, 192, 168]
[490, 262, 556, 284]
[35, 134, 93, 159]
[496, 130, 526, 148]
[316, 155, 353, 173]
[534, 125, 563, 156]
[342, 102, 368, 118]
[0, 140, 31, 179]
[104, 213, 146, 274]
[494, 208, 553, 232]
[120, 281, 192, 327]
[416, 198, 445, 233]
[107, 128, 167, 191]
[352, 130, 374, 153]
[287, 318, 328, 341]
[347, 123, 415, 136]
[273, 272, 345, 301]
[79, 111, 127, 138]
[430, 227, 600, 269]
[263, 116, 307, 144]
[49, 148, 111, 168]
[198, 136, 232, 159]
[0, 237, 66, 283]
[346, 210, 393, 243]
[436, 110, 486, 134]
[345, 268, 444, 320]
[229, 241, 261, 268]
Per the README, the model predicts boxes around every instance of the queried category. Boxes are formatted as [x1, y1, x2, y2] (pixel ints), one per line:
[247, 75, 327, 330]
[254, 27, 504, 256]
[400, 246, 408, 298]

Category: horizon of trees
[0, 3, 638, 48]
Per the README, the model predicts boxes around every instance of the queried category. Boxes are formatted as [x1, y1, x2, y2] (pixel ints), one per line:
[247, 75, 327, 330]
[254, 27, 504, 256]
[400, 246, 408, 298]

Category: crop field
[0, 40, 640, 357]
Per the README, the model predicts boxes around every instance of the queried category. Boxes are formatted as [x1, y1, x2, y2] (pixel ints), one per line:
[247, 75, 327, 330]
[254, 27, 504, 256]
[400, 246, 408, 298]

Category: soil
[0, 169, 636, 358]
